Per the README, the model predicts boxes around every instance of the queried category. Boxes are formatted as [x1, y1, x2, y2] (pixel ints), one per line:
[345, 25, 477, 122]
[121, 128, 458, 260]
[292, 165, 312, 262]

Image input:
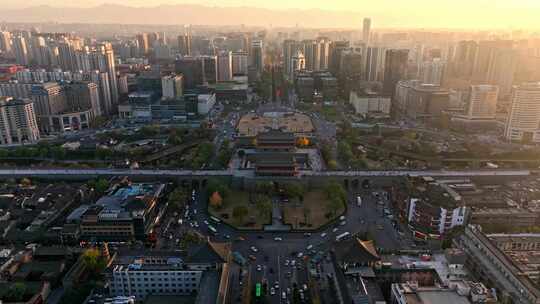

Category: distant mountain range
[0, 4, 375, 28]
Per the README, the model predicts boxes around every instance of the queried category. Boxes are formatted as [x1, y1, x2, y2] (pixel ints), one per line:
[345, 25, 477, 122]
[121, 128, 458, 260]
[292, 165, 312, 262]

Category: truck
[232, 251, 247, 266]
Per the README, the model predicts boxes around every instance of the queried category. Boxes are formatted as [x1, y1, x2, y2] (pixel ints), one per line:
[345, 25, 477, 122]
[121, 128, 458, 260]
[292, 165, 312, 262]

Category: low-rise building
[391, 281, 491, 304]
[106, 242, 230, 302]
[457, 225, 540, 304]
[70, 181, 166, 242]
[349, 90, 391, 118]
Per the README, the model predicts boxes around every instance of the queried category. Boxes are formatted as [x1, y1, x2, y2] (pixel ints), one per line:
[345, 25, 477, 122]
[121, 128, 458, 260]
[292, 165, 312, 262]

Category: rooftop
[237, 112, 313, 137]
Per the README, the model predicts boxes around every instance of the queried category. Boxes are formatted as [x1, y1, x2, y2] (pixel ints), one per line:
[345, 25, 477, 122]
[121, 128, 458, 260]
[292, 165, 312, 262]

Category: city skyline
[1, 1, 540, 29]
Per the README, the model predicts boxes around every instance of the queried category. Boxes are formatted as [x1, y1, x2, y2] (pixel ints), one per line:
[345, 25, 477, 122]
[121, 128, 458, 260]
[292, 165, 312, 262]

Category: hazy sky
[3, 0, 540, 29]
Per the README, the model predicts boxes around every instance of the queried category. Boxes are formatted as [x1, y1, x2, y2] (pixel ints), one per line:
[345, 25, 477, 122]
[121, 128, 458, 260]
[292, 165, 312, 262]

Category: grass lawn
[283, 190, 345, 230]
[208, 190, 268, 230]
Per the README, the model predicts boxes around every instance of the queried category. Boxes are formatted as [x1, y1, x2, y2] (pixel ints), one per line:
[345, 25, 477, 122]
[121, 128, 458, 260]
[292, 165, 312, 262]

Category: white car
[256, 265, 262, 271]
[332, 228, 339, 233]
[284, 260, 290, 266]
[250, 246, 258, 253]
[274, 237, 283, 241]
[297, 252, 303, 258]
[320, 233, 327, 238]
[203, 220, 209, 226]
[270, 287, 276, 295]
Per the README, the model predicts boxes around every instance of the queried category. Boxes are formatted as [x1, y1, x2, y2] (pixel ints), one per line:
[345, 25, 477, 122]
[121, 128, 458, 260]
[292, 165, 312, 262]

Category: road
[0, 168, 530, 179]
[157, 184, 411, 304]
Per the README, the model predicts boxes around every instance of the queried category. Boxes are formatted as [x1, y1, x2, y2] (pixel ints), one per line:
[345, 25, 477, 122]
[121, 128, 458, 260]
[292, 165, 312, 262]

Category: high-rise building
[0, 97, 40, 145]
[250, 40, 264, 74]
[0, 31, 12, 54]
[302, 40, 323, 71]
[30, 82, 67, 118]
[202, 56, 218, 84]
[419, 58, 446, 85]
[175, 57, 204, 89]
[136, 33, 149, 55]
[463, 85, 499, 120]
[317, 37, 331, 71]
[505, 82, 540, 143]
[451, 40, 478, 78]
[94, 43, 119, 108]
[177, 34, 192, 56]
[283, 40, 301, 78]
[365, 46, 386, 82]
[486, 49, 518, 97]
[328, 41, 350, 76]
[0, 82, 34, 98]
[290, 51, 306, 80]
[363, 18, 371, 45]
[58, 41, 77, 71]
[12, 36, 30, 66]
[217, 51, 233, 82]
[65, 82, 102, 116]
[232, 51, 248, 76]
[472, 40, 513, 82]
[161, 74, 183, 99]
[394, 80, 449, 120]
[383, 49, 409, 97]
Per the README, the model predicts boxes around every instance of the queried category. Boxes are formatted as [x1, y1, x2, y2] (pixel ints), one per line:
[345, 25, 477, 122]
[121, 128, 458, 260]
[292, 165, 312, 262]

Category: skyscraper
[328, 41, 350, 76]
[202, 56, 218, 84]
[451, 40, 478, 78]
[0, 97, 40, 145]
[12, 36, 30, 66]
[136, 33, 149, 55]
[365, 46, 386, 82]
[290, 51, 306, 80]
[383, 49, 409, 96]
[232, 51, 248, 76]
[420, 58, 446, 85]
[0, 31, 12, 54]
[486, 48, 518, 97]
[464, 85, 499, 120]
[175, 57, 204, 89]
[283, 40, 301, 78]
[177, 34, 192, 56]
[363, 18, 371, 45]
[94, 43, 119, 109]
[505, 82, 540, 143]
[217, 51, 233, 82]
[161, 75, 184, 99]
[472, 40, 513, 82]
[65, 82, 102, 116]
[250, 40, 264, 74]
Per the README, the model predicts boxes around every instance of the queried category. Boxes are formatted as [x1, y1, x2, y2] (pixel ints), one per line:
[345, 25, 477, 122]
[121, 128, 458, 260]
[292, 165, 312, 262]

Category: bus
[208, 225, 218, 234]
[335, 232, 351, 242]
[209, 216, 221, 224]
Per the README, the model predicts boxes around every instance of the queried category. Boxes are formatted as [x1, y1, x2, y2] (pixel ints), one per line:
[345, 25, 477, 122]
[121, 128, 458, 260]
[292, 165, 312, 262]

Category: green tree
[88, 178, 109, 195]
[255, 199, 272, 219]
[232, 206, 249, 223]
[255, 181, 274, 195]
[169, 188, 188, 211]
[338, 141, 354, 164]
[82, 248, 106, 278]
[324, 181, 346, 217]
[283, 183, 305, 200]
[206, 179, 230, 198]
[6, 282, 27, 302]
[140, 125, 160, 137]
